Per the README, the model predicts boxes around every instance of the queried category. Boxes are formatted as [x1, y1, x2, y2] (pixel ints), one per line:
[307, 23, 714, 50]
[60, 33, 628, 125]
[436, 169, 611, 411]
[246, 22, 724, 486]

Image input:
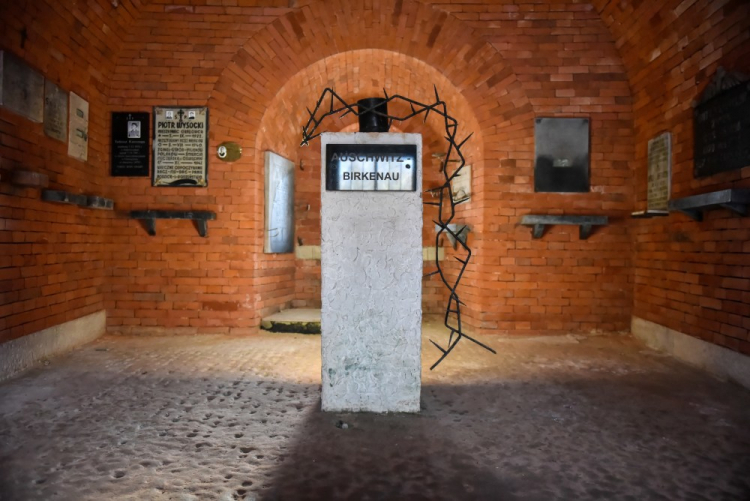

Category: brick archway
[248, 48, 487, 318]
[203, 0, 532, 327]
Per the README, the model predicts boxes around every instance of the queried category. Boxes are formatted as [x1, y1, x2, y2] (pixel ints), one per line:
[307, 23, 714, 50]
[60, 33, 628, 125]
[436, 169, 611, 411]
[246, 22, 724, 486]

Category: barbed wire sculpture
[301, 87, 496, 369]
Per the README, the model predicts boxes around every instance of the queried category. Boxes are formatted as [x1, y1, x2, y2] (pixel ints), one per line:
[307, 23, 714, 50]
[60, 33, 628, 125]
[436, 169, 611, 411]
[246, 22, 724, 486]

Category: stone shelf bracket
[668, 189, 750, 222]
[520, 215, 609, 240]
[129, 210, 217, 237]
[42, 190, 114, 210]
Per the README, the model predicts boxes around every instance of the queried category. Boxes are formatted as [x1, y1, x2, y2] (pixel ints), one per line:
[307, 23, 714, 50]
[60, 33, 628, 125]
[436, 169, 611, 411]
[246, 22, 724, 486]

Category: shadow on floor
[261, 376, 750, 501]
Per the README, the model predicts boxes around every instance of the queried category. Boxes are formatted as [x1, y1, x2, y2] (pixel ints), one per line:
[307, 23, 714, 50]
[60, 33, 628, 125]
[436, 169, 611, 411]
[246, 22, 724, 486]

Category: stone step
[260, 308, 321, 334]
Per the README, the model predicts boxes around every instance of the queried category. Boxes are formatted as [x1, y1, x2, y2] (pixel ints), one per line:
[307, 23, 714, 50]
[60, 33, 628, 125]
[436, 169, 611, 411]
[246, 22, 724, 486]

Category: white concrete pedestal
[320, 132, 422, 413]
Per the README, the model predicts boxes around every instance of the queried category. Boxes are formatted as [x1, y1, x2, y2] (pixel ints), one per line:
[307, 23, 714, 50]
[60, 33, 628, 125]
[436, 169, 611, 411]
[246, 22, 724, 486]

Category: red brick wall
[594, 0, 750, 354]
[433, 0, 635, 334]
[106, 0, 632, 335]
[2, 0, 635, 337]
[0, 0, 140, 341]
[6, 0, 743, 347]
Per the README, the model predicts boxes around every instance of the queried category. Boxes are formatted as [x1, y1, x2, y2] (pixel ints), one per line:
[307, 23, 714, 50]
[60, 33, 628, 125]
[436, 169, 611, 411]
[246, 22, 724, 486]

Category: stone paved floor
[1, 321, 749, 501]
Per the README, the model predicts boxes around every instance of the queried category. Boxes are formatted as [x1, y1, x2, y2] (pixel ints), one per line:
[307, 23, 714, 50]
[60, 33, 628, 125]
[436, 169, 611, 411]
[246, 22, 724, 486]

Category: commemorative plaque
[325, 144, 417, 191]
[217, 141, 242, 162]
[534, 117, 590, 193]
[451, 164, 471, 204]
[694, 79, 750, 177]
[111, 112, 149, 177]
[264, 151, 294, 253]
[44, 80, 68, 141]
[647, 132, 671, 211]
[68, 92, 89, 161]
[0, 51, 44, 123]
[153, 106, 208, 187]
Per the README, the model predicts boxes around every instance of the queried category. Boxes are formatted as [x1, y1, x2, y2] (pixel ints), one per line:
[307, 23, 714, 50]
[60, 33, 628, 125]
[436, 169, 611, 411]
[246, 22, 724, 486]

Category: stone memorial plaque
[153, 106, 208, 187]
[216, 141, 242, 162]
[325, 143, 417, 191]
[0, 51, 44, 123]
[534, 117, 590, 193]
[451, 164, 471, 204]
[44, 80, 68, 141]
[111, 112, 149, 177]
[647, 132, 671, 211]
[68, 92, 89, 161]
[264, 151, 294, 253]
[694, 81, 750, 177]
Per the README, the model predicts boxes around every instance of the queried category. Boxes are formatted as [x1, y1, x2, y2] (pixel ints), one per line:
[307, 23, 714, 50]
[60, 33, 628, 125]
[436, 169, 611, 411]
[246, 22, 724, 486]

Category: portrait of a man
[128, 121, 141, 139]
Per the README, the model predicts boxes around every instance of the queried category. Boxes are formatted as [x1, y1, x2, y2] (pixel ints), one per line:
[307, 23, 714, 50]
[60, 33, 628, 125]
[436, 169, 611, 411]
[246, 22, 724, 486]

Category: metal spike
[459, 132, 474, 149]
[429, 339, 447, 354]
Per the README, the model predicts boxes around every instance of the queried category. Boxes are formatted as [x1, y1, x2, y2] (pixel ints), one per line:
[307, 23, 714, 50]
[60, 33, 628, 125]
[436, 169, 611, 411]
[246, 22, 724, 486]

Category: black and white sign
[153, 106, 208, 187]
[112, 112, 149, 177]
[325, 144, 417, 191]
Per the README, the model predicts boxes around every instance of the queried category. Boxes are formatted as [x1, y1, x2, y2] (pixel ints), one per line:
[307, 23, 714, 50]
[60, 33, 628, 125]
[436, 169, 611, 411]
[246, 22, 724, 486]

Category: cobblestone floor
[1, 321, 749, 501]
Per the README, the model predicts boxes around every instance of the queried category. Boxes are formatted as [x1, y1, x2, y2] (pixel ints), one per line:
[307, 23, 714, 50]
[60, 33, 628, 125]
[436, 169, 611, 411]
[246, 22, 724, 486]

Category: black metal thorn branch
[300, 87, 496, 369]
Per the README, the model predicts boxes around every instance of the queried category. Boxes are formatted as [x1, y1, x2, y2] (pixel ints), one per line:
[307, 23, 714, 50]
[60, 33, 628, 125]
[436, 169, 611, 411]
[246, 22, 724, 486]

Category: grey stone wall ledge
[668, 188, 750, 221]
[129, 210, 217, 237]
[41, 189, 114, 210]
[519, 214, 609, 240]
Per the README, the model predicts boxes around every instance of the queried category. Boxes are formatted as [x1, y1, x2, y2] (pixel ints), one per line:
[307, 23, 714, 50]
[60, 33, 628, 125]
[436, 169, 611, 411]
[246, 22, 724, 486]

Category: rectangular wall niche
[321, 132, 422, 413]
[264, 151, 294, 254]
[534, 117, 590, 193]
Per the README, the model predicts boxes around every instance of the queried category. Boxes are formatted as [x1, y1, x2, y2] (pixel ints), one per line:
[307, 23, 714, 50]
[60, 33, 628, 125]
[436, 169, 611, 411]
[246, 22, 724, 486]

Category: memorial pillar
[320, 132, 423, 413]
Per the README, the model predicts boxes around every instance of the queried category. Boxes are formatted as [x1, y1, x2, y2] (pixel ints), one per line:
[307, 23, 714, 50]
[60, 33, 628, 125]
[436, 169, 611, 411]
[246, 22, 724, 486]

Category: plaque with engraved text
[647, 132, 671, 211]
[0, 51, 44, 123]
[112, 112, 149, 177]
[325, 144, 417, 191]
[68, 92, 89, 162]
[153, 106, 209, 187]
[44, 80, 68, 142]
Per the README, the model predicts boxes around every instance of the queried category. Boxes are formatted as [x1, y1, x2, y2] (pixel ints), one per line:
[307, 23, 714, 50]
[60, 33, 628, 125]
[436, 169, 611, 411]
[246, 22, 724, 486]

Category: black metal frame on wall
[301, 87, 496, 369]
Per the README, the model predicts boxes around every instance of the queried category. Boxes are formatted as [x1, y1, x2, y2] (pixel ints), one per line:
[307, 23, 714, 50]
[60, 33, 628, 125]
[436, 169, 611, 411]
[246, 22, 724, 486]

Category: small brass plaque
[217, 142, 242, 162]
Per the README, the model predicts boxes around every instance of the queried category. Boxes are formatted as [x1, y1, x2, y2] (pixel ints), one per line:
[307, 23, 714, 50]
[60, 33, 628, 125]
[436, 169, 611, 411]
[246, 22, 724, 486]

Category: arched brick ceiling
[199, 0, 532, 143]
[105, 0, 637, 116]
[253, 49, 484, 167]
